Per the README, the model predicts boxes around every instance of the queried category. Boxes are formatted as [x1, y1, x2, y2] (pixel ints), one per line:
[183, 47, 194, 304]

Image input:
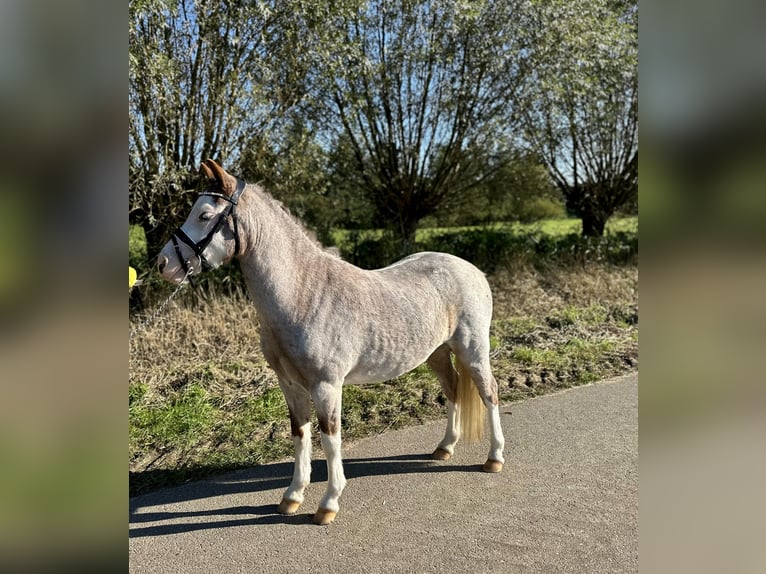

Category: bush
[517, 197, 566, 223]
[340, 232, 400, 270]
[130, 225, 148, 273]
[336, 222, 637, 273]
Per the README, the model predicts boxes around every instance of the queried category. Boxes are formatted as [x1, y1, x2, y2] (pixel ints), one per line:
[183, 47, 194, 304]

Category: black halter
[171, 178, 247, 275]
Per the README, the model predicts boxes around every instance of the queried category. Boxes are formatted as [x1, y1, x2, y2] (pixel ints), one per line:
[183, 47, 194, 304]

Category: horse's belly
[344, 354, 430, 385]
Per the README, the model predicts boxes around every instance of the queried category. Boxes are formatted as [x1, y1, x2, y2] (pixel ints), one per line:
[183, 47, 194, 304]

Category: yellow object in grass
[129, 267, 137, 289]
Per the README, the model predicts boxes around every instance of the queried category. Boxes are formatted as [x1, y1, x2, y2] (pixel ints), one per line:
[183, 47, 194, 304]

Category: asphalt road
[129, 373, 637, 574]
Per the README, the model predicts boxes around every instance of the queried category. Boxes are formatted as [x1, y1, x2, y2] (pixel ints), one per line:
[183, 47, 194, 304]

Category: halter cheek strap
[172, 178, 247, 274]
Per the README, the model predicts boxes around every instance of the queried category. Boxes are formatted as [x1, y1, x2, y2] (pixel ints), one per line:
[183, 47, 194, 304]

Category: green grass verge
[330, 216, 638, 246]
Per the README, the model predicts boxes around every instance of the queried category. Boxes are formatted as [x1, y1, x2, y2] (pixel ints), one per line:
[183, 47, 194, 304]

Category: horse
[157, 159, 505, 525]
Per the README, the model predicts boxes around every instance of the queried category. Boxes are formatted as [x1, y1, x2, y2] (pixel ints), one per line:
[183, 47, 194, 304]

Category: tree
[300, 0, 530, 249]
[421, 150, 563, 227]
[240, 118, 344, 243]
[519, 0, 638, 236]
[129, 0, 286, 256]
[483, 152, 564, 224]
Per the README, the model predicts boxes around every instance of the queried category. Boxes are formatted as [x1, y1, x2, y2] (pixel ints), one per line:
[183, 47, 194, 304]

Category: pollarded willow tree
[129, 0, 297, 256]
[519, 0, 638, 236]
[299, 0, 531, 247]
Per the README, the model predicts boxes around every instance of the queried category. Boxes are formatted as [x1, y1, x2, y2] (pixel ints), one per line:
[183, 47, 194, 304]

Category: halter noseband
[171, 178, 247, 275]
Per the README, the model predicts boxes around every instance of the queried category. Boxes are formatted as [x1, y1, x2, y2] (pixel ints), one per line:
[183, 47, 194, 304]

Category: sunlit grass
[328, 216, 638, 247]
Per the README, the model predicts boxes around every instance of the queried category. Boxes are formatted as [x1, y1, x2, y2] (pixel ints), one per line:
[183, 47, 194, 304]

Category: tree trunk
[564, 182, 609, 238]
[402, 217, 419, 244]
[580, 210, 607, 237]
[396, 216, 420, 256]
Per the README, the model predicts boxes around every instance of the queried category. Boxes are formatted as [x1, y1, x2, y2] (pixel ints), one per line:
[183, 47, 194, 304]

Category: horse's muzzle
[156, 249, 188, 284]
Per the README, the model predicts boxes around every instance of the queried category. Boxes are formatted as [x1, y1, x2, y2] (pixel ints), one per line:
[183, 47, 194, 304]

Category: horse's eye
[199, 212, 213, 222]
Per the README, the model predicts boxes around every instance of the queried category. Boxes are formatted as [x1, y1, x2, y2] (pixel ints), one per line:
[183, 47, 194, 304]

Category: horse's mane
[252, 184, 341, 259]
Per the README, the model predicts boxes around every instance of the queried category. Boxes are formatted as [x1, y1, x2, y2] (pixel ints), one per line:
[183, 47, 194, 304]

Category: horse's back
[328, 251, 491, 384]
[375, 251, 482, 278]
[373, 251, 491, 305]
[369, 251, 494, 334]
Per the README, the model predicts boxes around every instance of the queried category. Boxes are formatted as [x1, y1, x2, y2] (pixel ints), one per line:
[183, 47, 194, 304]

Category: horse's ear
[201, 158, 236, 195]
[200, 161, 215, 181]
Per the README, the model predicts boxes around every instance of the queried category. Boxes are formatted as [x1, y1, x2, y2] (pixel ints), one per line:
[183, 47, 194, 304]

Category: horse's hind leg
[427, 345, 460, 460]
[277, 381, 312, 515]
[451, 334, 506, 472]
[475, 369, 505, 473]
[312, 380, 347, 525]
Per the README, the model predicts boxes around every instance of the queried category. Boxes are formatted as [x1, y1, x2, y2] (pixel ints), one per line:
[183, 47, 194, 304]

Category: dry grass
[130, 298, 272, 397]
[487, 263, 637, 392]
[490, 262, 637, 317]
[129, 261, 637, 494]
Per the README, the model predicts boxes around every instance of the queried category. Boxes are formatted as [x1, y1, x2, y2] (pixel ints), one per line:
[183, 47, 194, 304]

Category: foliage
[129, 0, 299, 255]
[519, 197, 567, 222]
[426, 152, 565, 227]
[518, 0, 638, 236]
[129, 0, 638, 257]
[129, 224, 147, 273]
[336, 218, 638, 272]
[488, 156, 566, 223]
[239, 120, 370, 245]
[293, 0, 531, 248]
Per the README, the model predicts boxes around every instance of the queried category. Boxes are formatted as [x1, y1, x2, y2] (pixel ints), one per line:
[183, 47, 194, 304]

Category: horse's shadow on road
[129, 453, 481, 538]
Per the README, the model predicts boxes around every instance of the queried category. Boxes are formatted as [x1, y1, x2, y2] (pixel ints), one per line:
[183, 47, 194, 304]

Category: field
[129, 218, 638, 495]
[330, 215, 638, 245]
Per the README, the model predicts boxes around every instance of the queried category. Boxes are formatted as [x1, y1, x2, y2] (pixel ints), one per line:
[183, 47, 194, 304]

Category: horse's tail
[455, 357, 485, 442]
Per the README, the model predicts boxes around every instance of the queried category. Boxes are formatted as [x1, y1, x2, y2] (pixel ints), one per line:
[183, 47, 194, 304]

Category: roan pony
[157, 159, 505, 525]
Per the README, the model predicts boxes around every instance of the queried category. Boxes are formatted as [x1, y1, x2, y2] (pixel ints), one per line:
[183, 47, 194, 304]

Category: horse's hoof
[278, 499, 301, 515]
[431, 448, 452, 461]
[482, 459, 503, 473]
[312, 508, 337, 526]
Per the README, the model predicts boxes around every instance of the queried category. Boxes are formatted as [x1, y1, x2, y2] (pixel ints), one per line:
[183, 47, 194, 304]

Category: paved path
[130, 373, 637, 573]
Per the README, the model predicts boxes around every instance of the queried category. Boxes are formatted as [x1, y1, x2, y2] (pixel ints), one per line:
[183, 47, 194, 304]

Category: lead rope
[129, 268, 193, 342]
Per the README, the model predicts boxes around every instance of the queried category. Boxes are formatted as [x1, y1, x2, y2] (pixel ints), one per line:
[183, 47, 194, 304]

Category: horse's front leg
[277, 382, 312, 515]
[312, 380, 347, 525]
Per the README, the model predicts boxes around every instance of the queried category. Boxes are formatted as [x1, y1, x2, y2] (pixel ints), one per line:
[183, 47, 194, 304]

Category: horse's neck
[238, 191, 324, 319]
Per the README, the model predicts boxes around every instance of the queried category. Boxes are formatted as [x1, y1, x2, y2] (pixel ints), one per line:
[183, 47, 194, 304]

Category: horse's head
[157, 159, 246, 283]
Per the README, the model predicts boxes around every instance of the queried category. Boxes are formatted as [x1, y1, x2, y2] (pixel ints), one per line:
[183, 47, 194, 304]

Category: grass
[329, 216, 638, 272]
[330, 216, 638, 246]
[129, 252, 637, 496]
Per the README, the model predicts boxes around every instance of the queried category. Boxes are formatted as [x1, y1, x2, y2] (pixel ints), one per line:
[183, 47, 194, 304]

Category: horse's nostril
[158, 256, 168, 274]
